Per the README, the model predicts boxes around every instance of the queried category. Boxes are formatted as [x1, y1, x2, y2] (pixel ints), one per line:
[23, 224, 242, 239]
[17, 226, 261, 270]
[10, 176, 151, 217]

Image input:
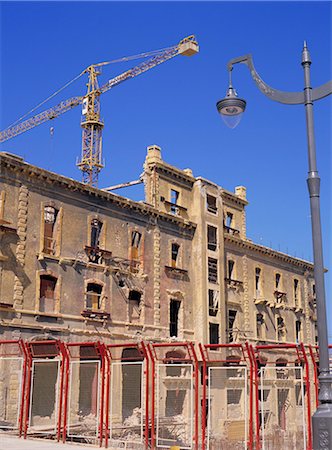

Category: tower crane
[0, 36, 199, 186]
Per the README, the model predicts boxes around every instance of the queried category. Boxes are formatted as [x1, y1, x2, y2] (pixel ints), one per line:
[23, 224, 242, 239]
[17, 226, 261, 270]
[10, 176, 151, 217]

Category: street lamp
[217, 43, 332, 449]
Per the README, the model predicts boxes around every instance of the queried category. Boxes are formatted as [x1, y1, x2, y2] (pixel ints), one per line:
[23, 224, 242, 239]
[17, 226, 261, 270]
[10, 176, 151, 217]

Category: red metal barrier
[148, 342, 199, 450]
[23, 340, 66, 439]
[199, 343, 253, 450]
[251, 344, 312, 450]
[105, 342, 149, 449]
[0, 340, 27, 435]
[64, 342, 105, 446]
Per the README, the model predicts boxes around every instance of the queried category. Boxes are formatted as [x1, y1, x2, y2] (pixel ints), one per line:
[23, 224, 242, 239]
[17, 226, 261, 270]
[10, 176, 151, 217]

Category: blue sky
[1, 1, 331, 337]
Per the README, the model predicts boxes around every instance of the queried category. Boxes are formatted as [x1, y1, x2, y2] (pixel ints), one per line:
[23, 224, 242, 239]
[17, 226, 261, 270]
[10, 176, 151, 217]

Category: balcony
[81, 309, 110, 320]
[84, 245, 112, 264]
[163, 199, 188, 217]
[224, 225, 240, 236]
[225, 278, 243, 288]
[165, 265, 189, 281]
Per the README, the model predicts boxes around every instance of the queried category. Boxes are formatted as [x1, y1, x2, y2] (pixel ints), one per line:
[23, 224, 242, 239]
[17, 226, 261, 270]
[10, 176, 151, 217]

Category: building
[0, 146, 318, 447]
[0, 146, 317, 346]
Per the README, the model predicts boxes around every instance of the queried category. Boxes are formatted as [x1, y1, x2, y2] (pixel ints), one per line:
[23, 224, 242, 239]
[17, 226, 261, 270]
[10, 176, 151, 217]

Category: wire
[3, 71, 85, 131]
[3, 45, 175, 131]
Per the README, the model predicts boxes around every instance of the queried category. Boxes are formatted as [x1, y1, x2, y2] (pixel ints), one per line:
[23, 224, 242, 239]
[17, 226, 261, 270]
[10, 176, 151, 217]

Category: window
[275, 273, 281, 289]
[86, 283, 102, 310]
[294, 279, 300, 306]
[256, 313, 264, 339]
[170, 189, 179, 214]
[207, 225, 217, 251]
[255, 267, 262, 297]
[129, 290, 141, 321]
[130, 231, 142, 272]
[208, 289, 219, 316]
[295, 320, 302, 343]
[208, 257, 218, 283]
[209, 323, 219, 345]
[277, 317, 286, 341]
[170, 300, 181, 337]
[225, 212, 233, 228]
[39, 275, 57, 313]
[206, 194, 217, 214]
[171, 243, 180, 268]
[90, 219, 103, 248]
[227, 389, 242, 418]
[43, 205, 59, 255]
[228, 260, 235, 279]
[228, 310, 237, 342]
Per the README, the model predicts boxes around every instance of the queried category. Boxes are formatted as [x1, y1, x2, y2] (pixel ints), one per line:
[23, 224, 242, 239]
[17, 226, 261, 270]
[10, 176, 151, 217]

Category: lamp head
[216, 86, 246, 129]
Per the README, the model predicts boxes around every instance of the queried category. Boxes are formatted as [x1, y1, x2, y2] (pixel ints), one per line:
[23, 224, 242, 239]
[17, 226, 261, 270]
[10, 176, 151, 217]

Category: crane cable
[2, 45, 176, 133]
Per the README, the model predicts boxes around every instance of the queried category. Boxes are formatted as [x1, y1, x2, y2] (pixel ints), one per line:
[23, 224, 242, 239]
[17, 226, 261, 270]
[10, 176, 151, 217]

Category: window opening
[277, 316, 286, 341]
[255, 267, 261, 297]
[208, 257, 218, 283]
[294, 279, 299, 305]
[90, 219, 103, 248]
[170, 300, 181, 337]
[206, 194, 217, 214]
[171, 243, 180, 268]
[128, 290, 142, 321]
[39, 275, 57, 313]
[228, 310, 237, 342]
[208, 289, 219, 316]
[256, 313, 264, 339]
[43, 206, 59, 255]
[225, 212, 233, 228]
[275, 273, 281, 289]
[170, 189, 179, 214]
[295, 320, 302, 343]
[86, 283, 102, 310]
[207, 225, 217, 251]
[228, 260, 235, 279]
[209, 322, 219, 345]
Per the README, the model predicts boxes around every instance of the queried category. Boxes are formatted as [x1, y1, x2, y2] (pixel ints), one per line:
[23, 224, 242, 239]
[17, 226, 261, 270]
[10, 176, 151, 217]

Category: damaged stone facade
[0, 146, 317, 346]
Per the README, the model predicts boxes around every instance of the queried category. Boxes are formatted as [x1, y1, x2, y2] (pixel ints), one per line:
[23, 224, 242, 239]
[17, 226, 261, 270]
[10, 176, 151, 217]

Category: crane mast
[0, 36, 198, 187]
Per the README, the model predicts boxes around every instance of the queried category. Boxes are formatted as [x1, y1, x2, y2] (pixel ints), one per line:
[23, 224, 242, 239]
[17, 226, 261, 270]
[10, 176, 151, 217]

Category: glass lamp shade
[216, 87, 246, 129]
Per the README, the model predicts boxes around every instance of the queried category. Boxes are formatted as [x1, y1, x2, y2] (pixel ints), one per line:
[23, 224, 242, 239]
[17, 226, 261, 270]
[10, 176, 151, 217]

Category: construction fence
[0, 339, 331, 450]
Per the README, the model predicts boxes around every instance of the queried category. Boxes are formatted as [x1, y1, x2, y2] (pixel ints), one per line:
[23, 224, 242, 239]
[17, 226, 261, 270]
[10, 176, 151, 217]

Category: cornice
[147, 161, 195, 188]
[225, 234, 314, 271]
[0, 152, 196, 234]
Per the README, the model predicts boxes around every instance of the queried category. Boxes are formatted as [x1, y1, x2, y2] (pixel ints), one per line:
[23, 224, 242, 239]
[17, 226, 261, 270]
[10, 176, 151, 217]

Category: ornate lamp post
[217, 43, 332, 449]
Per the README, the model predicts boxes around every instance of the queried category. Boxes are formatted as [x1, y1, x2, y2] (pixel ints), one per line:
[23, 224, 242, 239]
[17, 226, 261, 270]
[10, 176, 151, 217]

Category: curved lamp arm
[227, 54, 332, 104]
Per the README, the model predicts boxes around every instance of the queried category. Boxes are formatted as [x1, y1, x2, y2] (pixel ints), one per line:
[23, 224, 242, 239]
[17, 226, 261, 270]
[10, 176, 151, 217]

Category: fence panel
[67, 360, 101, 439]
[109, 361, 145, 448]
[207, 366, 248, 450]
[260, 366, 306, 450]
[28, 359, 60, 434]
[156, 363, 193, 449]
[0, 357, 24, 429]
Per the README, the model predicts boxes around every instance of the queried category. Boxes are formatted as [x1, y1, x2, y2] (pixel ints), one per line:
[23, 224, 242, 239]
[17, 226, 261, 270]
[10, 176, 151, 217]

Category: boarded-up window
[207, 225, 217, 251]
[43, 206, 59, 255]
[170, 300, 180, 337]
[86, 283, 102, 310]
[208, 257, 218, 283]
[39, 275, 57, 313]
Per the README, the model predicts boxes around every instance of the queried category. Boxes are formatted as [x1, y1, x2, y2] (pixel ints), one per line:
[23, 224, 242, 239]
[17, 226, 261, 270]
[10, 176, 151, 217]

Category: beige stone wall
[0, 149, 316, 349]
